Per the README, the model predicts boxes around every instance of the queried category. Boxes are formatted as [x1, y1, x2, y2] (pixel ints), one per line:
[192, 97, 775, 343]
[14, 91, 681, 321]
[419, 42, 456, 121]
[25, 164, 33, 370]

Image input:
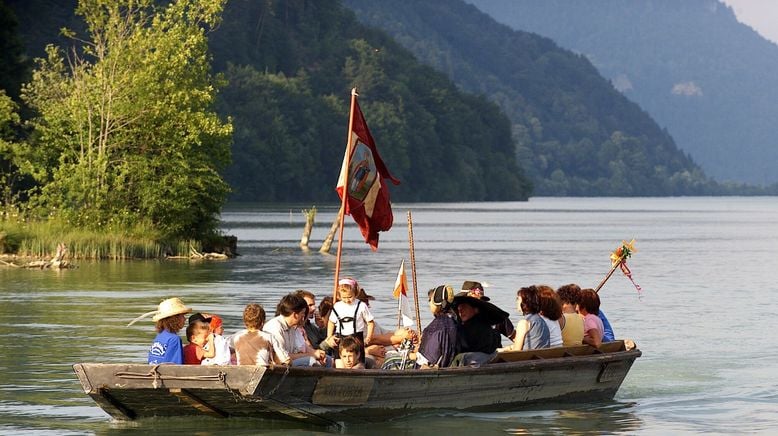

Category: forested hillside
[344, 0, 718, 196]
[467, 0, 778, 187]
[6, 0, 531, 203]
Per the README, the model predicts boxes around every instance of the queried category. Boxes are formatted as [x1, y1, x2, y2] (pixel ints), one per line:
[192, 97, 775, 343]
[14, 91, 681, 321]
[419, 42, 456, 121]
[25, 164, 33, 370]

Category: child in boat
[201, 314, 232, 366]
[183, 320, 215, 365]
[335, 335, 365, 369]
[140, 297, 192, 365]
[233, 304, 279, 366]
[327, 278, 375, 364]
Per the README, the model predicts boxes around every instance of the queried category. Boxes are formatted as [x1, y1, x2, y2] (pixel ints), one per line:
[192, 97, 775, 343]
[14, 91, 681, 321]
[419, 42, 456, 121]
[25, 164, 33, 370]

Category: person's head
[456, 302, 478, 323]
[337, 278, 359, 304]
[208, 314, 224, 335]
[577, 288, 600, 316]
[152, 297, 191, 333]
[186, 320, 210, 344]
[243, 303, 266, 331]
[277, 293, 308, 327]
[338, 335, 363, 368]
[295, 289, 316, 320]
[318, 296, 333, 322]
[537, 285, 562, 321]
[556, 283, 582, 314]
[428, 284, 454, 315]
[517, 285, 542, 315]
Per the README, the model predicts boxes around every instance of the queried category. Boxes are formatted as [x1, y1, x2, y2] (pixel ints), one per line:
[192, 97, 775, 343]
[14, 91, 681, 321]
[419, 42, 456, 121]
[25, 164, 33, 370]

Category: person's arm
[365, 320, 375, 346]
[201, 333, 216, 358]
[582, 327, 602, 348]
[327, 319, 335, 338]
[501, 319, 528, 352]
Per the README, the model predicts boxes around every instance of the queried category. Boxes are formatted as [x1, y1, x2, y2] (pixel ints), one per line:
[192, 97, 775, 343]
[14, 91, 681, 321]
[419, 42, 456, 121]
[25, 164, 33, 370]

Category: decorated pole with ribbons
[594, 239, 643, 296]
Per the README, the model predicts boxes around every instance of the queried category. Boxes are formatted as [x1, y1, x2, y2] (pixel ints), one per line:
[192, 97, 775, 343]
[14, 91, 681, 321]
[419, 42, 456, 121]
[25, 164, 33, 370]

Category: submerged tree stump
[319, 207, 342, 254]
[20, 243, 75, 269]
[300, 207, 317, 250]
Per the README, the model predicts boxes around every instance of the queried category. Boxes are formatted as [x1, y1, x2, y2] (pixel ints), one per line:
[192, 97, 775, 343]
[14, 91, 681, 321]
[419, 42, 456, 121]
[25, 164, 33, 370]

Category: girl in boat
[578, 288, 605, 348]
[499, 286, 550, 352]
[327, 278, 375, 364]
[137, 297, 192, 365]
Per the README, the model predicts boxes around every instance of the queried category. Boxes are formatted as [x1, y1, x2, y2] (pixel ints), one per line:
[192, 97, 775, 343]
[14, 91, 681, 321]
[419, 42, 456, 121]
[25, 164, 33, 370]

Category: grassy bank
[0, 219, 200, 260]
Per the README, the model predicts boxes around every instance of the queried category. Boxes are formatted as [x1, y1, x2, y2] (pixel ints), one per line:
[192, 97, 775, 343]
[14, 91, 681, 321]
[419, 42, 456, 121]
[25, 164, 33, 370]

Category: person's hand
[324, 334, 339, 348]
[313, 349, 326, 363]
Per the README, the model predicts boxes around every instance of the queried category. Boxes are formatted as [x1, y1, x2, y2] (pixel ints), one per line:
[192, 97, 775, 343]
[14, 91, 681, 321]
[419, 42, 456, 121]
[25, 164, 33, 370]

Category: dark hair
[577, 288, 601, 316]
[156, 315, 185, 333]
[538, 285, 562, 321]
[185, 320, 209, 343]
[277, 293, 308, 317]
[294, 289, 315, 301]
[339, 335, 363, 357]
[517, 285, 542, 315]
[556, 283, 582, 306]
[319, 296, 333, 321]
[243, 303, 266, 330]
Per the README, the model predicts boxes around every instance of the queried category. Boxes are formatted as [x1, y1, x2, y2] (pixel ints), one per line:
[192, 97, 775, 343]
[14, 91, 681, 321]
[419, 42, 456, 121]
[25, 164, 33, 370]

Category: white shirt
[329, 300, 374, 336]
[262, 315, 298, 363]
[201, 334, 232, 366]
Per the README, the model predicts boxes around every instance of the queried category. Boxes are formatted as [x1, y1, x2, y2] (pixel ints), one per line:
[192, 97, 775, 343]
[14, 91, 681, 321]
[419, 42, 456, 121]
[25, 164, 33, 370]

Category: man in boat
[263, 293, 330, 367]
[294, 289, 327, 349]
[450, 293, 509, 366]
[460, 280, 516, 341]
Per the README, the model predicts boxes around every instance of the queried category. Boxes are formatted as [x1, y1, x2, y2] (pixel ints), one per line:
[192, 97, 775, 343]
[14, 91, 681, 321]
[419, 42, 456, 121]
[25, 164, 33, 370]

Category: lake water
[1, 197, 777, 434]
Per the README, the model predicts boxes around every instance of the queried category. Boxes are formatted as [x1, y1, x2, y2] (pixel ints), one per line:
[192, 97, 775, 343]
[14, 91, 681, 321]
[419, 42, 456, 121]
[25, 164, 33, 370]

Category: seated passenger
[264, 293, 329, 366]
[335, 336, 365, 369]
[451, 292, 508, 366]
[460, 280, 515, 340]
[415, 285, 459, 369]
[130, 297, 192, 365]
[578, 288, 605, 348]
[499, 285, 550, 351]
[183, 320, 215, 365]
[233, 303, 279, 366]
[201, 314, 231, 365]
[556, 284, 585, 346]
[537, 285, 563, 347]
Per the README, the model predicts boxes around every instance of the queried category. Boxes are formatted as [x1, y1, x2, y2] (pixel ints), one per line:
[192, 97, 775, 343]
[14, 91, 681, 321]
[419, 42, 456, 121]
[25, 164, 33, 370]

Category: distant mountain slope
[343, 0, 715, 196]
[467, 0, 778, 186]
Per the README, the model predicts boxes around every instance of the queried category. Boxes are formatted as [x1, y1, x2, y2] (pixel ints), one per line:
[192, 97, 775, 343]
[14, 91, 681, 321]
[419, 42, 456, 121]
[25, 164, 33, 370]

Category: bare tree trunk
[300, 207, 317, 250]
[319, 206, 342, 254]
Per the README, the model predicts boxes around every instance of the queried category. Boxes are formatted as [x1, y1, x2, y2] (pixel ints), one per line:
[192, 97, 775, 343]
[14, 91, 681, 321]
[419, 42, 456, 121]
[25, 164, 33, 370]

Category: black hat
[188, 312, 211, 325]
[452, 295, 509, 325]
[428, 284, 455, 310]
[460, 280, 491, 301]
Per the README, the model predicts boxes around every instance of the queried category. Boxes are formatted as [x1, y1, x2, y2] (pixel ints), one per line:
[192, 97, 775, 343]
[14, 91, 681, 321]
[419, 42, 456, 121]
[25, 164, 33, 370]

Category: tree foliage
[13, 0, 231, 239]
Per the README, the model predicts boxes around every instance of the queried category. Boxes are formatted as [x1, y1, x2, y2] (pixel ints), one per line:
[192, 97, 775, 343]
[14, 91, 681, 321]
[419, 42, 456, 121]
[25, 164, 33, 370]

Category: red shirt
[183, 343, 203, 365]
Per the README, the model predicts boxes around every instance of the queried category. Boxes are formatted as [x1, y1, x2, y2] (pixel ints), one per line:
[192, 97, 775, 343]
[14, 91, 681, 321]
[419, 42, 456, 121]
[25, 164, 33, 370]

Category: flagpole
[333, 88, 358, 302]
[407, 211, 422, 335]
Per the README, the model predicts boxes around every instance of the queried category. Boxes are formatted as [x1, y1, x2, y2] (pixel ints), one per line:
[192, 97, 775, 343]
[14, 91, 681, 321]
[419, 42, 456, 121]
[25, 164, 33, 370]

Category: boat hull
[73, 341, 640, 426]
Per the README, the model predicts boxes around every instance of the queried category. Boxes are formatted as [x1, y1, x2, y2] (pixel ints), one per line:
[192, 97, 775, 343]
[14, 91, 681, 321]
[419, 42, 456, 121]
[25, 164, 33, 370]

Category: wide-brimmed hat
[458, 280, 491, 301]
[452, 294, 508, 325]
[127, 297, 192, 326]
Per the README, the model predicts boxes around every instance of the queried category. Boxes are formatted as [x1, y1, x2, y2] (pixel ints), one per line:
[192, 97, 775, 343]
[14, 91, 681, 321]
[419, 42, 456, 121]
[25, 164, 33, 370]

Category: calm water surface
[1, 197, 777, 434]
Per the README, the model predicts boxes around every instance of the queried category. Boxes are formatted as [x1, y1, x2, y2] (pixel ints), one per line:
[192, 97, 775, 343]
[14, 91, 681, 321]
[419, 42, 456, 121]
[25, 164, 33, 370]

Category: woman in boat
[451, 292, 507, 366]
[556, 284, 585, 346]
[577, 288, 604, 348]
[537, 285, 563, 347]
[415, 284, 459, 369]
[499, 285, 550, 352]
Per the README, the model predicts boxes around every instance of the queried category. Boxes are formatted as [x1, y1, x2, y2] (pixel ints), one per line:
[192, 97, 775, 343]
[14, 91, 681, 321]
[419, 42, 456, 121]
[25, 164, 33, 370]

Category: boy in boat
[327, 278, 375, 365]
[183, 320, 215, 364]
[233, 303, 279, 366]
[334, 336, 365, 369]
[201, 314, 232, 366]
[140, 297, 192, 365]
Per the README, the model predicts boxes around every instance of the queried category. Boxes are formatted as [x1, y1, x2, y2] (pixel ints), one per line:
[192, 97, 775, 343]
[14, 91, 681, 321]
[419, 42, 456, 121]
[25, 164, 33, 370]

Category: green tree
[16, 0, 232, 239]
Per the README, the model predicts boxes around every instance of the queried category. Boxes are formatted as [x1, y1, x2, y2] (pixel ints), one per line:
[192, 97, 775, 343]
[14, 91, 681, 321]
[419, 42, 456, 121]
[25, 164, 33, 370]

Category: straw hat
[127, 297, 192, 326]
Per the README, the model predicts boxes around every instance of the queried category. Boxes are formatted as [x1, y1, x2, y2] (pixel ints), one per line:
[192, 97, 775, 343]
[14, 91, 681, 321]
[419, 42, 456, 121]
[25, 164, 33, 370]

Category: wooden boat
[73, 340, 640, 426]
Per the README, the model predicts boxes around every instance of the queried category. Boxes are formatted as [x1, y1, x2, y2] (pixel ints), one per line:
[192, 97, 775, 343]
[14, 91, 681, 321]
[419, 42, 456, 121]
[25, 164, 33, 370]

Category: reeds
[0, 218, 198, 260]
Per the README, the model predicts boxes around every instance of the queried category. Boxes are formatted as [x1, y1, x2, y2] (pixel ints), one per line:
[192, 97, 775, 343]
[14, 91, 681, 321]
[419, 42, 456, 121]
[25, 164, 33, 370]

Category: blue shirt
[148, 329, 183, 364]
[598, 310, 615, 342]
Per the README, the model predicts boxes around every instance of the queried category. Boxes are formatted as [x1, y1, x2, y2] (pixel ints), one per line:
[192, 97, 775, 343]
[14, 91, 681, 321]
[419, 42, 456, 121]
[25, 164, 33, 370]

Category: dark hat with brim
[452, 295, 509, 325]
[189, 312, 212, 325]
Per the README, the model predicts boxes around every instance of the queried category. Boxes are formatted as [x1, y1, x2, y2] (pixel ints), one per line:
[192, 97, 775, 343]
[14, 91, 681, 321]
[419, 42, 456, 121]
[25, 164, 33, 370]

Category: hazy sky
[721, 0, 778, 44]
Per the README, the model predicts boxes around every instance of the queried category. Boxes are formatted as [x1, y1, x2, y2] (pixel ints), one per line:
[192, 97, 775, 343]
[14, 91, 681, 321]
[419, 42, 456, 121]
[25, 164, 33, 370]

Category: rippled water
[1, 197, 777, 434]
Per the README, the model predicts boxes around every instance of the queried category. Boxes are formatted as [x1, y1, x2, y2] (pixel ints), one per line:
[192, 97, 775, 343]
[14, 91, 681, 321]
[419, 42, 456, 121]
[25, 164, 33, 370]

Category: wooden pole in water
[333, 88, 358, 302]
[300, 207, 316, 250]
[407, 211, 422, 335]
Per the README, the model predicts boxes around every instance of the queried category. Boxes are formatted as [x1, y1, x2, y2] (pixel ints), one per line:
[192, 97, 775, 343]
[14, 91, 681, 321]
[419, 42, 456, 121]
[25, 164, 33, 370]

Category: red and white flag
[392, 259, 415, 328]
[336, 93, 399, 250]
